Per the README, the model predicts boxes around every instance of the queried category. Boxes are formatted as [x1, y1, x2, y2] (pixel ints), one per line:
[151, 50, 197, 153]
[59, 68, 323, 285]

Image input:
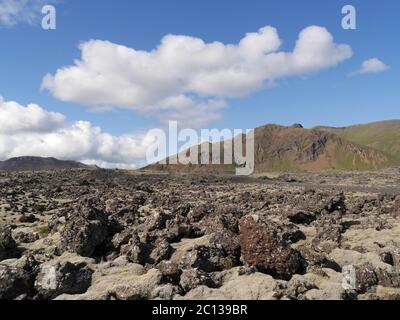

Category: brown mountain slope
[253, 124, 396, 172]
[146, 124, 398, 174]
[0, 157, 92, 172]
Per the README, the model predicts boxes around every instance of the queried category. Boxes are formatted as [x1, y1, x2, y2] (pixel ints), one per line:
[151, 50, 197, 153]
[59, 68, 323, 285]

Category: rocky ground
[1, 168, 400, 300]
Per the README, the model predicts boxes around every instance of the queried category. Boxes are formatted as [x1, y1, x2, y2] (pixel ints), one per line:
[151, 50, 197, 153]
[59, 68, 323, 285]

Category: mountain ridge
[2, 120, 400, 174]
[146, 122, 400, 174]
[0, 156, 92, 172]
[315, 120, 400, 161]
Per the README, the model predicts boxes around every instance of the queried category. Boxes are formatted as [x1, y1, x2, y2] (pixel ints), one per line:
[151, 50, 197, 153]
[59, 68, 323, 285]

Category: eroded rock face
[35, 261, 93, 299]
[0, 226, 18, 261]
[59, 203, 109, 257]
[239, 215, 304, 280]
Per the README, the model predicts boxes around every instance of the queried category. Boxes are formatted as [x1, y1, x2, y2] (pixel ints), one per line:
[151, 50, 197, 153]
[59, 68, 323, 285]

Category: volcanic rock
[239, 215, 304, 280]
[35, 260, 93, 299]
[19, 214, 37, 223]
[59, 204, 109, 257]
[0, 226, 18, 261]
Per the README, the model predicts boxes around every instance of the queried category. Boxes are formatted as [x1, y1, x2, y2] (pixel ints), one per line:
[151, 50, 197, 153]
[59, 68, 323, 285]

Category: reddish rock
[239, 215, 304, 280]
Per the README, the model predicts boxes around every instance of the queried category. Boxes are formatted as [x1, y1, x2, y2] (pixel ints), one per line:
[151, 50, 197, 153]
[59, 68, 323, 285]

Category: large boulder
[54, 266, 162, 300]
[0, 255, 39, 300]
[0, 226, 18, 261]
[287, 210, 316, 225]
[35, 260, 93, 299]
[0, 266, 34, 300]
[342, 264, 378, 294]
[178, 268, 278, 300]
[239, 215, 304, 280]
[59, 205, 109, 257]
[177, 230, 241, 272]
[342, 263, 400, 294]
[19, 214, 37, 224]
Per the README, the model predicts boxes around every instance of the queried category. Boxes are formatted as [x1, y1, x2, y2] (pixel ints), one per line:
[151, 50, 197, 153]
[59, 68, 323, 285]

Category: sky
[0, 0, 398, 168]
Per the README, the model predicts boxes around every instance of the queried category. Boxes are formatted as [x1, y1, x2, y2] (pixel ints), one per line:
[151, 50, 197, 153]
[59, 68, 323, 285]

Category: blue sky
[0, 0, 398, 167]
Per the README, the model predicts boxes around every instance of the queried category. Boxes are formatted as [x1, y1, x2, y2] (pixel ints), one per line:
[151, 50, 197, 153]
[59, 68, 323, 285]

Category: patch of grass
[37, 225, 50, 238]
[376, 286, 400, 296]
[322, 121, 400, 163]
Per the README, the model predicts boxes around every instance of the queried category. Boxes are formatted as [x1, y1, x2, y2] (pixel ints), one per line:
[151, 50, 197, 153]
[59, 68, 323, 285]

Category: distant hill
[0, 156, 91, 172]
[252, 124, 397, 171]
[315, 120, 400, 161]
[146, 123, 399, 174]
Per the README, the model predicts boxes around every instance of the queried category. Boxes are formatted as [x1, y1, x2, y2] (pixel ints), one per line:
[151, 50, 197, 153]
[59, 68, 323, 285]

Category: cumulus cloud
[0, 0, 50, 27]
[357, 58, 389, 74]
[42, 25, 352, 127]
[0, 97, 153, 169]
[0, 97, 65, 133]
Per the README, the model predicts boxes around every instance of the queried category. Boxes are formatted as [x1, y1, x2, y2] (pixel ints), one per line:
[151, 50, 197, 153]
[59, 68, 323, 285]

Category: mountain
[146, 123, 399, 174]
[0, 156, 91, 172]
[315, 120, 400, 161]
[252, 124, 396, 171]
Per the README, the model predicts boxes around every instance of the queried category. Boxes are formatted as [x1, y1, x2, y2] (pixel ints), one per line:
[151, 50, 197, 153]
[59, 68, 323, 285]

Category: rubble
[0, 169, 399, 300]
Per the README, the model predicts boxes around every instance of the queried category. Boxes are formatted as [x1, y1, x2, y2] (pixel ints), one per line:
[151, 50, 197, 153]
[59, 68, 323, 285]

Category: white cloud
[0, 97, 153, 169]
[155, 96, 227, 128]
[0, 0, 48, 27]
[42, 25, 352, 127]
[0, 96, 65, 133]
[357, 58, 389, 74]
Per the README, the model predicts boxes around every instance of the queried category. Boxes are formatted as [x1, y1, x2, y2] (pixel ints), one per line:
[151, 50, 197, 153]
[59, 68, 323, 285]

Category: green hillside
[316, 120, 400, 161]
